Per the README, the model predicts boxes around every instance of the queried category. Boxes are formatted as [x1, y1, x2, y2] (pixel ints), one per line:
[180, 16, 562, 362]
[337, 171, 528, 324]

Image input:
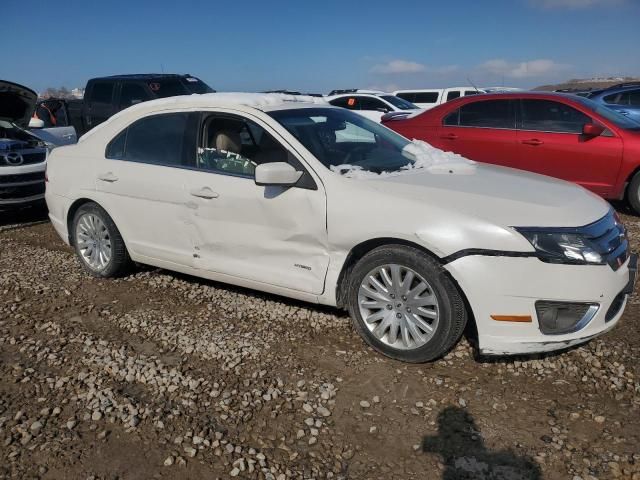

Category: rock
[594, 416, 605, 424]
[360, 400, 371, 408]
[317, 406, 331, 417]
[30, 421, 43, 432]
[164, 456, 174, 466]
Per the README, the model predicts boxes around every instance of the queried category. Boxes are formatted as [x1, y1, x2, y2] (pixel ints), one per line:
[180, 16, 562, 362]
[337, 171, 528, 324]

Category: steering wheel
[342, 145, 372, 166]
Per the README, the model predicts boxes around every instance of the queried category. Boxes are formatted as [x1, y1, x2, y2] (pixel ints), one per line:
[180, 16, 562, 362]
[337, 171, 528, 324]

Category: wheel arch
[66, 198, 125, 248]
[335, 237, 444, 308]
[624, 166, 640, 201]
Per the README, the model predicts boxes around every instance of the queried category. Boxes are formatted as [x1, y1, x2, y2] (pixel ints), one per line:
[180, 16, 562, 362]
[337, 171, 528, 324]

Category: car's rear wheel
[347, 245, 467, 363]
[72, 203, 131, 277]
[627, 171, 640, 215]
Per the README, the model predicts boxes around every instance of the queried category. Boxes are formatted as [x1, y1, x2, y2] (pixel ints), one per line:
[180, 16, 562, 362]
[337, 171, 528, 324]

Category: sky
[4, 0, 640, 94]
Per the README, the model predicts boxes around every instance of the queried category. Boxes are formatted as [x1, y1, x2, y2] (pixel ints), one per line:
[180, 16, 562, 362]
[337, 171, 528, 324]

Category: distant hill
[534, 76, 640, 92]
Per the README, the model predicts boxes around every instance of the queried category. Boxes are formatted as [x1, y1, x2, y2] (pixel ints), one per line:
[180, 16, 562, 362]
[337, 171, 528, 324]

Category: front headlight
[516, 229, 604, 265]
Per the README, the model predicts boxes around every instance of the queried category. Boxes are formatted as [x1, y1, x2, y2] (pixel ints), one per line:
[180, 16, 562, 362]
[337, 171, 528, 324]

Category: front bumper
[445, 253, 635, 355]
[0, 162, 46, 207]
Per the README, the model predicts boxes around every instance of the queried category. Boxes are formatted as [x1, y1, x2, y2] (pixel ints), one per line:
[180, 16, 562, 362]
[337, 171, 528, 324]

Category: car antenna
[467, 76, 480, 93]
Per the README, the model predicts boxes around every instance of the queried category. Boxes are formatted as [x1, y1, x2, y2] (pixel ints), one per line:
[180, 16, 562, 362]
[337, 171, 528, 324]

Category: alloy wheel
[75, 213, 112, 271]
[357, 264, 439, 350]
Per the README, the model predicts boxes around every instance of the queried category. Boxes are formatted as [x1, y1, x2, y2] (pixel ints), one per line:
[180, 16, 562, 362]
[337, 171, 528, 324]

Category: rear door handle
[619, 110, 629, 116]
[521, 139, 544, 146]
[190, 187, 219, 199]
[97, 172, 118, 183]
[440, 133, 458, 140]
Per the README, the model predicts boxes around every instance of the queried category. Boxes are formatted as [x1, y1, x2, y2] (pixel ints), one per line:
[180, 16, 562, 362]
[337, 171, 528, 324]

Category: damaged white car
[0, 80, 76, 208]
[45, 93, 636, 362]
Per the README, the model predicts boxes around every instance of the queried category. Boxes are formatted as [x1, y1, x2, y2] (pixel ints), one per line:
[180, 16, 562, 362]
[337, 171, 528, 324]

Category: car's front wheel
[72, 202, 131, 277]
[347, 245, 467, 363]
[627, 171, 640, 215]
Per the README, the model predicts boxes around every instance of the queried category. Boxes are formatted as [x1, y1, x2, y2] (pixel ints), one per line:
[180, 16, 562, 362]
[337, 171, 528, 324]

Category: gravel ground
[1, 205, 639, 480]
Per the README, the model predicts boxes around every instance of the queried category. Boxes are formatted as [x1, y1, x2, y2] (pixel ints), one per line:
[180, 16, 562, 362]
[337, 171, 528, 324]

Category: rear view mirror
[29, 117, 45, 129]
[255, 162, 302, 187]
[582, 123, 604, 137]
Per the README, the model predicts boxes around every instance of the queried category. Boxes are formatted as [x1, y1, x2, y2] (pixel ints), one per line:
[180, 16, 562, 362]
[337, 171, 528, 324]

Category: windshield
[150, 77, 214, 98]
[573, 96, 640, 130]
[269, 107, 415, 173]
[381, 95, 418, 110]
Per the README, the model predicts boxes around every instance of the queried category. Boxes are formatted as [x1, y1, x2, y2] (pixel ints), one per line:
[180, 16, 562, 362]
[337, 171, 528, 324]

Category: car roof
[327, 92, 392, 99]
[393, 87, 480, 92]
[442, 91, 583, 102]
[591, 84, 640, 96]
[94, 73, 199, 81]
[79, 92, 330, 143]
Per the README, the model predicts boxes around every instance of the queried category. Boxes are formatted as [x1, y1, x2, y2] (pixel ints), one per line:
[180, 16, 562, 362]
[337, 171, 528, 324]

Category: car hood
[0, 80, 38, 128]
[366, 163, 609, 228]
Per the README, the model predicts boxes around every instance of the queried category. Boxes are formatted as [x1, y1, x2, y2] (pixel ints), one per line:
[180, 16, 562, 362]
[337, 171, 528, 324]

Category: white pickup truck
[392, 87, 485, 110]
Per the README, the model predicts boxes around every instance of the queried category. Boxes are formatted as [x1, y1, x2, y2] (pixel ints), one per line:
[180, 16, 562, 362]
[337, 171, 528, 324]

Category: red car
[383, 92, 640, 213]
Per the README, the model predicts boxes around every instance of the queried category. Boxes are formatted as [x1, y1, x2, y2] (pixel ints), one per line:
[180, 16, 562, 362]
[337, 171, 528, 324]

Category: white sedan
[45, 93, 635, 362]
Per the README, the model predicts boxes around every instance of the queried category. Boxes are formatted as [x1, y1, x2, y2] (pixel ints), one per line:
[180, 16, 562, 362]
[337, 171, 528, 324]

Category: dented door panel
[183, 172, 329, 295]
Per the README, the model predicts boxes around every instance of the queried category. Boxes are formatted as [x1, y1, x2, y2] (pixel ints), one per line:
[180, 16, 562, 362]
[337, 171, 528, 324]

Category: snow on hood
[330, 140, 476, 178]
[0, 80, 38, 128]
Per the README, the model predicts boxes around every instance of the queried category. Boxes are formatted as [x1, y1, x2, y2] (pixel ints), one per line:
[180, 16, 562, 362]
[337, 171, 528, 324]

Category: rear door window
[415, 92, 439, 103]
[90, 82, 114, 104]
[520, 100, 591, 134]
[604, 92, 627, 105]
[446, 91, 461, 102]
[329, 97, 359, 110]
[450, 100, 516, 128]
[358, 97, 389, 112]
[106, 113, 195, 166]
[119, 83, 151, 109]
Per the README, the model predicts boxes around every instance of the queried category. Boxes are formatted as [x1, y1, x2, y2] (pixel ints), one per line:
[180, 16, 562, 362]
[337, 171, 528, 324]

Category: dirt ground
[1, 204, 639, 480]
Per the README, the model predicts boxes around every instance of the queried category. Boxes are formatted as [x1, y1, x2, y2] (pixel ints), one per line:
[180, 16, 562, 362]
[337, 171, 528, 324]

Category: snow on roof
[140, 92, 328, 112]
[79, 92, 327, 142]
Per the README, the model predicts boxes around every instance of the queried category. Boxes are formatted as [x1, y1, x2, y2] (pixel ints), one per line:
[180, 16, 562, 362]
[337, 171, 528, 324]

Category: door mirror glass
[254, 162, 302, 187]
[29, 117, 45, 129]
[582, 123, 605, 137]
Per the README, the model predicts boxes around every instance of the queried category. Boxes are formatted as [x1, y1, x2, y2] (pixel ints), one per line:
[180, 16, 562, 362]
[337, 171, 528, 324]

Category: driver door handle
[521, 138, 544, 146]
[97, 172, 118, 183]
[190, 187, 219, 199]
[440, 133, 458, 140]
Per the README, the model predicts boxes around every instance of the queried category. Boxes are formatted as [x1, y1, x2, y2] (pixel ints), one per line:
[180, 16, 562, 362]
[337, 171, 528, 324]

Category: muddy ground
[0, 205, 639, 480]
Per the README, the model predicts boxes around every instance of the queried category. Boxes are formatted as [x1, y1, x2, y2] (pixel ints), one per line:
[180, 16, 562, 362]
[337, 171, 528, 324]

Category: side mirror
[29, 117, 45, 129]
[582, 123, 604, 137]
[255, 162, 303, 187]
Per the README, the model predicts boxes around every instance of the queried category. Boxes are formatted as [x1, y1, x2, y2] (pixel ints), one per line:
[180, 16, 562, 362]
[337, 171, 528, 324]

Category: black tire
[71, 202, 131, 278]
[346, 245, 467, 363]
[627, 171, 640, 215]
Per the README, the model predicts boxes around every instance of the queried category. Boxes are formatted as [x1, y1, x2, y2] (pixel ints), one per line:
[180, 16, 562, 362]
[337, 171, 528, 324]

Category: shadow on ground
[0, 203, 49, 228]
[423, 406, 542, 480]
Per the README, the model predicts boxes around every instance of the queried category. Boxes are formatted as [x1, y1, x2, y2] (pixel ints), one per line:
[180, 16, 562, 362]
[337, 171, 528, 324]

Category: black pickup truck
[66, 74, 214, 136]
